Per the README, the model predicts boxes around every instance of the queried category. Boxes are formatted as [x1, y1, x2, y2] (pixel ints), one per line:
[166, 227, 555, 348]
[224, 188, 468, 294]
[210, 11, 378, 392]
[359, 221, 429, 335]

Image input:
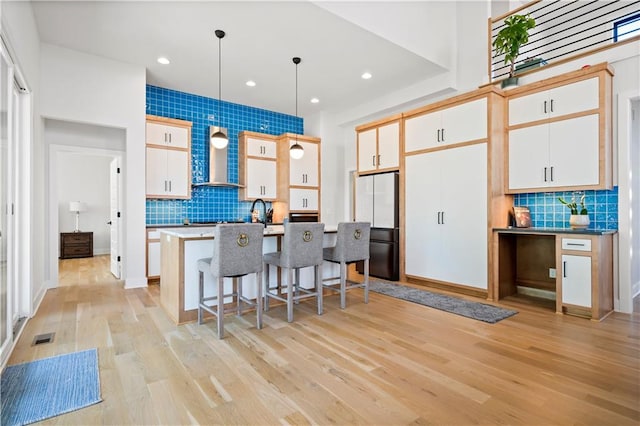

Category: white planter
[569, 214, 590, 229]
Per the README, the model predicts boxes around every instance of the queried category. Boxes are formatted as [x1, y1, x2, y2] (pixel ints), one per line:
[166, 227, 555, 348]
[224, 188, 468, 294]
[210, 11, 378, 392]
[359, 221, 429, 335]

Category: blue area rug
[1, 348, 102, 425]
[369, 281, 517, 323]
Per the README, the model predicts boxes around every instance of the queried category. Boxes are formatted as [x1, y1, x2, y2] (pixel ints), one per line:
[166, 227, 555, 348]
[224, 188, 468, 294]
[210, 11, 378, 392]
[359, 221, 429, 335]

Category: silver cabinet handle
[567, 242, 585, 247]
[437, 212, 441, 224]
[550, 166, 554, 181]
[164, 180, 167, 191]
[169, 181, 172, 192]
[441, 128, 445, 142]
[563, 261, 567, 278]
[437, 129, 440, 142]
[544, 100, 547, 114]
[169, 133, 172, 143]
[550, 99, 554, 112]
[372, 155, 375, 167]
[544, 167, 548, 182]
[441, 211, 445, 224]
[377, 154, 381, 166]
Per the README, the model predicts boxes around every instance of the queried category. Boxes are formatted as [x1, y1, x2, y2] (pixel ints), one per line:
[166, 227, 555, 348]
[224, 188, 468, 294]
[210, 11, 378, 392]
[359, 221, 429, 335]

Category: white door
[377, 122, 399, 169]
[404, 110, 441, 152]
[548, 114, 599, 188]
[373, 173, 396, 228]
[355, 175, 374, 224]
[166, 149, 189, 196]
[289, 188, 318, 211]
[145, 147, 167, 196]
[508, 90, 550, 125]
[562, 254, 592, 307]
[246, 158, 276, 199]
[109, 158, 121, 278]
[357, 129, 377, 172]
[508, 124, 550, 190]
[289, 141, 318, 186]
[441, 98, 487, 146]
[548, 77, 599, 118]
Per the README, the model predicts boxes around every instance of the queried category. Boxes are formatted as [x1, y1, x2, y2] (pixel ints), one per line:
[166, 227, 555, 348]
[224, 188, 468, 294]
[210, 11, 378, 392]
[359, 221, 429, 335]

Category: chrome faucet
[250, 198, 267, 227]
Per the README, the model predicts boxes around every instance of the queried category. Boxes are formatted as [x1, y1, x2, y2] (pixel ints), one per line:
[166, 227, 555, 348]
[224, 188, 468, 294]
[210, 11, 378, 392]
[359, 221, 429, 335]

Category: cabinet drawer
[63, 234, 91, 244]
[562, 238, 591, 252]
[147, 229, 161, 239]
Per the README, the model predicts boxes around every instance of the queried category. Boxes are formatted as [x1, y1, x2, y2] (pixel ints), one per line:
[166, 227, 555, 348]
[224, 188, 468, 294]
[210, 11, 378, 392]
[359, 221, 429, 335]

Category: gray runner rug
[369, 281, 517, 323]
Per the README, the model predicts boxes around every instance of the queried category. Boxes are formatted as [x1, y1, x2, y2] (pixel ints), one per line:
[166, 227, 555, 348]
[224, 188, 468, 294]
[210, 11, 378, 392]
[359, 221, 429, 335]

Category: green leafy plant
[558, 194, 588, 215]
[493, 14, 536, 77]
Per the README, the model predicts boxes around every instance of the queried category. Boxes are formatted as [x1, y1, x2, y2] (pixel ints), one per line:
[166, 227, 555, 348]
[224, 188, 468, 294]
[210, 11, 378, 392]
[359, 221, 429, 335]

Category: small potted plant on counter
[492, 14, 536, 88]
[558, 194, 590, 229]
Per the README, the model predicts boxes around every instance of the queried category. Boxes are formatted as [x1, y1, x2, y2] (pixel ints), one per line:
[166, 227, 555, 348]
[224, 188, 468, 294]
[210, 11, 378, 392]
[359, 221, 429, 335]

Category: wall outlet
[549, 268, 557, 278]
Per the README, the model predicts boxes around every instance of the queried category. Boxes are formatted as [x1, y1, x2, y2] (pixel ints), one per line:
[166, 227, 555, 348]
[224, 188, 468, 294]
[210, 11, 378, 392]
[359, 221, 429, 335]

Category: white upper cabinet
[289, 188, 318, 211]
[289, 140, 318, 187]
[509, 77, 599, 126]
[246, 158, 277, 200]
[356, 119, 400, 174]
[146, 121, 189, 149]
[246, 137, 277, 159]
[404, 98, 487, 152]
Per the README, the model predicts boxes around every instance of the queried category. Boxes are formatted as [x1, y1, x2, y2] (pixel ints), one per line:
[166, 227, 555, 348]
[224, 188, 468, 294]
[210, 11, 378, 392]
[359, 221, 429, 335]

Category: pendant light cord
[218, 34, 222, 124]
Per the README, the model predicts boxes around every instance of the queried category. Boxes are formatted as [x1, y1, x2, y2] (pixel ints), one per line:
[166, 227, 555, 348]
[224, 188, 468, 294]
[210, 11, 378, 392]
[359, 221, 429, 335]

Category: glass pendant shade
[210, 131, 228, 149]
[290, 141, 304, 159]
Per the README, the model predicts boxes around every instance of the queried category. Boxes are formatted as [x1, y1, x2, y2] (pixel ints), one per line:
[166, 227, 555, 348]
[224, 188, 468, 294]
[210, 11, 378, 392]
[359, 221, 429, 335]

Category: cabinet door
[246, 158, 277, 199]
[146, 122, 189, 148]
[404, 110, 441, 152]
[289, 188, 318, 211]
[562, 254, 592, 307]
[404, 153, 442, 279]
[355, 175, 374, 224]
[509, 90, 550, 126]
[441, 98, 487, 146]
[148, 241, 161, 277]
[377, 122, 399, 169]
[358, 129, 377, 172]
[166, 149, 190, 197]
[548, 77, 599, 118]
[247, 137, 277, 159]
[290, 141, 318, 186]
[441, 144, 488, 289]
[548, 114, 599, 188]
[508, 124, 550, 190]
[146, 147, 168, 196]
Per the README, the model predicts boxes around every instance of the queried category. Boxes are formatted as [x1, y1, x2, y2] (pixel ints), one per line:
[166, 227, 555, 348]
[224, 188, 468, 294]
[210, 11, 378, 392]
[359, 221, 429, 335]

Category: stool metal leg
[340, 261, 347, 309]
[316, 264, 323, 315]
[287, 268, 294, 323]
[256, 270, 263, 329]
[264, 263, 270, 312]
[364, 258, 370, 304]
[198, 271, 204, 324]
[217, 277, 224, 339]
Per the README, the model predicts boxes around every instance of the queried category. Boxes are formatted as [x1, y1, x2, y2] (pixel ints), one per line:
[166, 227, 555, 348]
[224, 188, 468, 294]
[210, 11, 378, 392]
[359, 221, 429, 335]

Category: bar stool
[263, 222, 325, 322]
[322, 222, 371, 309]
[198, 223, 264, 339]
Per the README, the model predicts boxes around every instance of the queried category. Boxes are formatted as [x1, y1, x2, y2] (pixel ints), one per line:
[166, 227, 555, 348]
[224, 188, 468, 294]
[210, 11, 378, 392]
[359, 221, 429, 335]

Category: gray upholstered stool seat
[198, 223, 264, 339]
[263, 222, 325, 322]
[322, 222, 371, 309]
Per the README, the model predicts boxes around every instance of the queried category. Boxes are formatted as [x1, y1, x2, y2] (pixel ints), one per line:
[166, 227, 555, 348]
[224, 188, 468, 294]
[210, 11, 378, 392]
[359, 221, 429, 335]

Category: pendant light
[211, 29, 228, 149]
[290, 57, 304, 159]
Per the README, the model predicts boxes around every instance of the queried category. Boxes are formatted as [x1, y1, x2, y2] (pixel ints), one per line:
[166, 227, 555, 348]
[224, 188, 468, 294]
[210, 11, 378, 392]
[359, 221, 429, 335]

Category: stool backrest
[210, 223, 264, 277]
[281, 222, 325, 268]
[334, 222, 371, 263]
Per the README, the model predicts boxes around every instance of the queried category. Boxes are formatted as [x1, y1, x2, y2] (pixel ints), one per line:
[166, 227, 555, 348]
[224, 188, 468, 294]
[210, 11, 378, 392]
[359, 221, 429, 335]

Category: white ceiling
[31, 1, 449, 118]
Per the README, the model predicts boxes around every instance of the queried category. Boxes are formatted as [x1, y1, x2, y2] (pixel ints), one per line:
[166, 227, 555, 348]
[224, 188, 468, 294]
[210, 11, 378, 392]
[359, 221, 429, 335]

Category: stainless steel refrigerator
[354, 172, 399, 280]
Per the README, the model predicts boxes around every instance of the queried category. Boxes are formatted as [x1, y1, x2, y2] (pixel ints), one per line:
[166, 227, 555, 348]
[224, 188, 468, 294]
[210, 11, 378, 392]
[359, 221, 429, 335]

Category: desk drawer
[562, 238, 591, 252]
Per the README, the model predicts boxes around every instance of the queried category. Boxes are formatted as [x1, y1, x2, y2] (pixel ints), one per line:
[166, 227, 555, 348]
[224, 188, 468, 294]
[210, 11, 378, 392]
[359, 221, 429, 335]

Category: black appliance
[354, 172, 399, 281]
[289, 213, 319, 222]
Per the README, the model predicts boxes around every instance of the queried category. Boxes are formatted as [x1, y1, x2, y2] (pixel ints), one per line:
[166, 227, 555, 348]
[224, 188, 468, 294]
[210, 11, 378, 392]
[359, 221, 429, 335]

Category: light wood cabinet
[405, 143, 488, 289]
[356, 116, 400, 174]
[505, 64, 613, 193]
[239, 131, 279, 201]
[145, 115, 192, 199]
[146, 228, 161, 280]
[276, 133, 321, 220]
[404, 98, 486, 153]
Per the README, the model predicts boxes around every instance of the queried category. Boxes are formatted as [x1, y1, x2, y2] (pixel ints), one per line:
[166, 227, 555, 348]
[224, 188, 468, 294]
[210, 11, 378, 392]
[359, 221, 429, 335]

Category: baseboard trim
[405, 276, 488, 299]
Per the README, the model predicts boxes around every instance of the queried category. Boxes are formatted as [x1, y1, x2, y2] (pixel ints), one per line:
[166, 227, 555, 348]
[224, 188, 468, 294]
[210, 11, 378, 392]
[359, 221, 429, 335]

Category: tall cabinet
[145, 115, 192, 199]
[238, 131, 279, 201]
[402, 88, 507, 293]
[276, 134, 321, 219]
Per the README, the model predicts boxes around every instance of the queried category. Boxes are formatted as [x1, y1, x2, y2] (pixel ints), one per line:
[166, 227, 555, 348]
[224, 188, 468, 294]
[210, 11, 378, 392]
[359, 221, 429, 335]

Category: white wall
[40, 44, 146, 289]
[57, 152, 112, 254]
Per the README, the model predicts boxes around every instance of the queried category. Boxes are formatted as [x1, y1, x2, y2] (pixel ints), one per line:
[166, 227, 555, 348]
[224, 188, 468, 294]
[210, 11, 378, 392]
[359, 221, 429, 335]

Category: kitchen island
[159, 225, 338, 324]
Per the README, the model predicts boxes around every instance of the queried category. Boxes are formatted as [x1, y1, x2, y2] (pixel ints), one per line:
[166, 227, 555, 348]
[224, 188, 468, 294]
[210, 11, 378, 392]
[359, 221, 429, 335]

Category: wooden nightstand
[60, 232, 93, 259]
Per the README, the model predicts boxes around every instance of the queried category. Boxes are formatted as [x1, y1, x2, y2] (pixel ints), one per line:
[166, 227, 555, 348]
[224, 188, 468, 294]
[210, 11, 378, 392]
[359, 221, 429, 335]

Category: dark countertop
[493, 227, 617, 236]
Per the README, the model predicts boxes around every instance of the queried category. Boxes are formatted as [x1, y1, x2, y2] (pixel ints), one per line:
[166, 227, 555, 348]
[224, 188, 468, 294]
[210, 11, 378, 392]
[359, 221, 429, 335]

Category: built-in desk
[492, 228, 616, 321]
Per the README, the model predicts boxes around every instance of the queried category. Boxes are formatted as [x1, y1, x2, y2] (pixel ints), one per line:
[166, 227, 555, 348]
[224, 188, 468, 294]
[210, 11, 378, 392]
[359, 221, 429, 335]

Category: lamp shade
[69, 201, 86, 212]
[289, 142, 304, 159]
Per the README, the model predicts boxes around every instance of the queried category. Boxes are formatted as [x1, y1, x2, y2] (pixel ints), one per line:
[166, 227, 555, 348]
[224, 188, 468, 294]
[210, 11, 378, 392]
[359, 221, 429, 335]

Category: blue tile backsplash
[513, 187, 618, 230]
[145, 85, 302, 225]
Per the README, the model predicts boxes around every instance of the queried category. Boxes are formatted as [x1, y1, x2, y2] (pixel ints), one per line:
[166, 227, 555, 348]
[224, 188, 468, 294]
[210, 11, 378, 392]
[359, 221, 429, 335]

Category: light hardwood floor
[7, 255, 640, 425]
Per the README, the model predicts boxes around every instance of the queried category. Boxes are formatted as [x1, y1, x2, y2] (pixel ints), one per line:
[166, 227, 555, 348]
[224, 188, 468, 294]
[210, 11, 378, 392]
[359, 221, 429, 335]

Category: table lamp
[69, 201, 86, 232]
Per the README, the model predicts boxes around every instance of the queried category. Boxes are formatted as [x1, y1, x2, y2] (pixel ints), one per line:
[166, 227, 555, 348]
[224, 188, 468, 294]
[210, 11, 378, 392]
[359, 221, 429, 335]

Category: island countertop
[159, 224, 338, 240]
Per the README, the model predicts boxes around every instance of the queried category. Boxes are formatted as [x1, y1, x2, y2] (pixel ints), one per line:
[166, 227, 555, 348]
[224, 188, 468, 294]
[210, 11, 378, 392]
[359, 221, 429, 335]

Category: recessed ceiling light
[157, 57, 170, 65]
[246, 80, 256, 87]
[361, 72, 372, 80]
[310, 98, 319, 104]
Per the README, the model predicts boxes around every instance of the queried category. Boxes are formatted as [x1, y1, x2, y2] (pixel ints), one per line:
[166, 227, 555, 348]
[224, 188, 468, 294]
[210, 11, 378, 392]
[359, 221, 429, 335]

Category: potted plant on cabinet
[492, 14, 536, 88]
[558, 194, 590, 229]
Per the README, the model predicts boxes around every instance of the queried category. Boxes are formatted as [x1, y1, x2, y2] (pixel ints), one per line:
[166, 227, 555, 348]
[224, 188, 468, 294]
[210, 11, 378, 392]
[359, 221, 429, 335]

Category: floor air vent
[32, 332, 55, 346]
